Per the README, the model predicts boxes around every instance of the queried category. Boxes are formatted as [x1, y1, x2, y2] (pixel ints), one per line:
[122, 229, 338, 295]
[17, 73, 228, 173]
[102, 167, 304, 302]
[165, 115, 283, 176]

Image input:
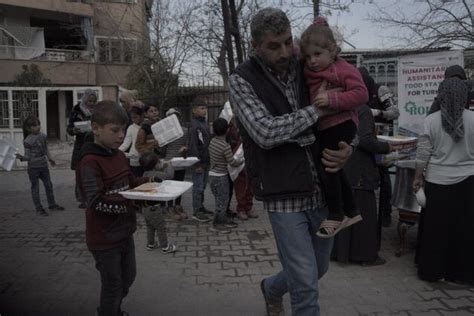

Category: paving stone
[440, 297, 474, 309]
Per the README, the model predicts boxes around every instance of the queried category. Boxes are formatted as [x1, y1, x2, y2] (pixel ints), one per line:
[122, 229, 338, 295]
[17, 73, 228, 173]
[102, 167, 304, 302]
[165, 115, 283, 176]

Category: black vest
[233, 57, 318, 201]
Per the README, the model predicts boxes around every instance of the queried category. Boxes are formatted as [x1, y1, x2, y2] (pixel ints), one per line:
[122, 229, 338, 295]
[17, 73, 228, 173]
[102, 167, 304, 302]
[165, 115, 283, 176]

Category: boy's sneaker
[200, 207, 214, 216]
[167, 206, 182, 221]
[36, 209, 49, 216]
[210, 224, 231, 234]
[49, 205, 65, 211]
[146, 242, 158, 251]
[161, 242, 177, 254]
[175, 205, 188, 220]
[192, 212, 211, 222]
[223, 217, 238, 228]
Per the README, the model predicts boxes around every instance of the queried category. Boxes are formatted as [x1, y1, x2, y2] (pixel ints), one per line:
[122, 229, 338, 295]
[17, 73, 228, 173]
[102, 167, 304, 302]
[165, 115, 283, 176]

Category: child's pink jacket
[304, 57, 368, 130]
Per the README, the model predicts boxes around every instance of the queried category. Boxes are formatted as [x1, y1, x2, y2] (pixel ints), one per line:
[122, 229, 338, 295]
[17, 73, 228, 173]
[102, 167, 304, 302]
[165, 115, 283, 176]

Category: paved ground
[1, 141, 474, 316]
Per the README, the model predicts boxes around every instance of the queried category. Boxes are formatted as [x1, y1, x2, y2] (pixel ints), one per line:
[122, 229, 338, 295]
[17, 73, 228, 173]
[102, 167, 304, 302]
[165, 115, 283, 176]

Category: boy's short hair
[139, 152, 159, 171]
[143, 103, 159, 113]
[91, 100, 129, 126]
[213, 118, 229, 136]
[130, 106, 144, 116]
[191, 97, 207, 109]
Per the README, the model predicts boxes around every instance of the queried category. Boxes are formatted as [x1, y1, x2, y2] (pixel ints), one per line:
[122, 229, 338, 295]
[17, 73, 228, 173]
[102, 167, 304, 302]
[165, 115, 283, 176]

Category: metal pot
[391, 160, 421, 213]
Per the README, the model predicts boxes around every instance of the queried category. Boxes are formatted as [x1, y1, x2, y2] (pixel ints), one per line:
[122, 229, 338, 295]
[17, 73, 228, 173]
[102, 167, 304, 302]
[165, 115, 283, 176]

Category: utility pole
[228, 0, 243, 64]
[221, 0, 235, 72]
[313, 0, 320, 18]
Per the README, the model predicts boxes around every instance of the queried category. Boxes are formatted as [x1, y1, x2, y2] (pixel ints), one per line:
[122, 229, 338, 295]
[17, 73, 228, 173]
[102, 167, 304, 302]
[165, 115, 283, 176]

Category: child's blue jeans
[209, 175, 230, 223]
[91, 236, 136, 316]
[27, 167, 56, 211]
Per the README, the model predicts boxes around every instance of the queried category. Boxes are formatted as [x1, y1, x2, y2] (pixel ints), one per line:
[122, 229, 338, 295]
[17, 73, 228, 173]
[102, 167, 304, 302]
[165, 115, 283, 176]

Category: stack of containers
[0, 138, 18, 171]
[151, 114, 183, 146]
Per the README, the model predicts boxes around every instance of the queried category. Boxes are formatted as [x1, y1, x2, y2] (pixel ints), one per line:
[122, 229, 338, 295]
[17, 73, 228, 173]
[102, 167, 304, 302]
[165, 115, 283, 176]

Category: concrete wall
[93, 1, 148, 40]
[0, 59, 96, 85]
[0, 0, 93, 16]
[95, 64, 131, 87]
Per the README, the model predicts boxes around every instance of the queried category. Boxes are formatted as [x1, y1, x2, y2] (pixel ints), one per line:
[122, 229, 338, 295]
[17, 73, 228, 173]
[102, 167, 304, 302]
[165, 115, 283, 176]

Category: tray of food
[169, 157, 199, 168]
[119, 180, 193, 201]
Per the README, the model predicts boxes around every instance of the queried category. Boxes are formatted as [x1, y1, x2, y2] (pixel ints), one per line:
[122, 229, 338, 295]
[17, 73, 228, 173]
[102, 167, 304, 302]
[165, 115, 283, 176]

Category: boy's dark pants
[318, 120, 357, 220]
[27, 166, 56, 210]
[91, 236, 136, 316]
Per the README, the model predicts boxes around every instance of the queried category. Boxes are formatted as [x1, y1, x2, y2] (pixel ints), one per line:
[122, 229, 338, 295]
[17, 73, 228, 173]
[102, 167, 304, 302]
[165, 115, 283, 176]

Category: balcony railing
[0, 45, 94, 62]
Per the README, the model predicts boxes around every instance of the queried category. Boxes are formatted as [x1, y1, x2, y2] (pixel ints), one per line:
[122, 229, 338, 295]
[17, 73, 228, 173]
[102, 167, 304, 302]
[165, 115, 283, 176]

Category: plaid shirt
[229, 57, 325, 213]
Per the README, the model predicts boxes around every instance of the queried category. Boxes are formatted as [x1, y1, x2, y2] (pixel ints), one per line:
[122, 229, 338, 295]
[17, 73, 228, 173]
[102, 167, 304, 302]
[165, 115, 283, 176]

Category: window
[12, 91, 39, 128]
[0, 91, 8, 128]
[96, 37, 137, 64]
[377, 65, 386, 75]
[369, 65, 376, 74]
[387, 64, 396, 74]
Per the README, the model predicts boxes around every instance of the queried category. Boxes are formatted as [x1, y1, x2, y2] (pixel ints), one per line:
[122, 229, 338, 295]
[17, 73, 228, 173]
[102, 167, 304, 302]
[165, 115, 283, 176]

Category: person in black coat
[67, 89, 97, 208]
[332, 104, 395, 265]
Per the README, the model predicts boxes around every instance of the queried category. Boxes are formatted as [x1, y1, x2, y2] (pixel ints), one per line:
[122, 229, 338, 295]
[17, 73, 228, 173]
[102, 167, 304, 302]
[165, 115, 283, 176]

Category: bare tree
[127, 0, 199, 107]
[368, 0, 474, 49]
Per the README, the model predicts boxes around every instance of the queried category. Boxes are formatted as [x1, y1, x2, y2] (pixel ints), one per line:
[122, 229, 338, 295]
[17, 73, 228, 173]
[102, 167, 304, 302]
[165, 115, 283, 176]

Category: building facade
[0, 0, 153, 155]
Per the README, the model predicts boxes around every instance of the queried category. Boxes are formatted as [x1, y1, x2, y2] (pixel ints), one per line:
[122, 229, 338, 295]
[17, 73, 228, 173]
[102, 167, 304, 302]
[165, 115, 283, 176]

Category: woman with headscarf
[67, 89, 98, 208]
[413, 77, 474, 284]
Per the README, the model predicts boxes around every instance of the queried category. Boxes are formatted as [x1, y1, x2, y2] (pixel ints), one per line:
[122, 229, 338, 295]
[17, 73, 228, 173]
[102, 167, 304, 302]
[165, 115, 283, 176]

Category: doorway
[46, 91, 59, 140]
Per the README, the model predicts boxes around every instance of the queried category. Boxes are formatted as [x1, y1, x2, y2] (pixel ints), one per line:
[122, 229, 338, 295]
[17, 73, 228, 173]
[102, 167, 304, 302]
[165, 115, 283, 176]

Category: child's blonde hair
[300, 16, 338, 57]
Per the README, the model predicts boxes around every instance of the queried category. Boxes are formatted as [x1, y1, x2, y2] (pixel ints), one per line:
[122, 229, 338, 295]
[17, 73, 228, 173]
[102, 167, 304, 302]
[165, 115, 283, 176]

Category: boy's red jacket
[77, 142, 148, 250]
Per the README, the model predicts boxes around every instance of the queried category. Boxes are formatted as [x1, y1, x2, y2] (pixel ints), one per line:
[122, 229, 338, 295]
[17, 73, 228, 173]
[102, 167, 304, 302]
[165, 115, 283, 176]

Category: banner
[397, 50, 464, 135]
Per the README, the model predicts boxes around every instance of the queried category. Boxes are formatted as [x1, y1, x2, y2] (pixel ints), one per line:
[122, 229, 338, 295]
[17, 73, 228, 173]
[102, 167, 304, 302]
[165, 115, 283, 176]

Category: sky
[269, 0, 431, 50]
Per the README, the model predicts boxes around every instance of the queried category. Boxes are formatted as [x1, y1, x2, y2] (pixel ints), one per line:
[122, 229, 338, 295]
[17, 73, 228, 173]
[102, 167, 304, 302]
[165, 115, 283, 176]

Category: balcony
[0, 0, 93, 17]
[0, 45, 93, 62]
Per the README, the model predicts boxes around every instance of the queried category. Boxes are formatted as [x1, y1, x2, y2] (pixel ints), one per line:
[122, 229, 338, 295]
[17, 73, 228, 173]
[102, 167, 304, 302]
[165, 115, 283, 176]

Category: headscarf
[79, 89, 97, 117]
[437, 77, 468, 142]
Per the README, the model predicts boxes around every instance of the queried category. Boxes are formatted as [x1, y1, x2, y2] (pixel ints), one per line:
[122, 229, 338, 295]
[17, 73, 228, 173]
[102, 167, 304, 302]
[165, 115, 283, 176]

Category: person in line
[188, 98, 213, 222]
[119, 106, 145, 177]
[208, 118, 244, 233]
[162, 108, 189, 220]
[300, 16, 367, 237]
[67, 89, 97, 209]
[229, 8, 352, 315]
[16, 116, 64, 216]
[358, 67, 400, 227]
[332, 104, 397, 266]
[413, 78, 474, 284]
[139, 152, 177, 253]
[228, 118, 256, 221]
[77, 100, 161, 316]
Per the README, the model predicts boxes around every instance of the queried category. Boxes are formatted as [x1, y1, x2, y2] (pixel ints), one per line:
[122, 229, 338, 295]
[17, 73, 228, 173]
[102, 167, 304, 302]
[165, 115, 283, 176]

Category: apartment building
[0, 0, 153, 152]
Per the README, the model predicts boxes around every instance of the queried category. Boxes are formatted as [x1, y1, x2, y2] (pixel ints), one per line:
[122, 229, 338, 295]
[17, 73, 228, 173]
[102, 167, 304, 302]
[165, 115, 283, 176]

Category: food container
[119, 180, 193, 201]
[391, 160, 421, 213]
[0, 138, 17, 171]
[151, 114, 183, 147]
[73, 120, 92, 133]
[169, 157, 199, 168]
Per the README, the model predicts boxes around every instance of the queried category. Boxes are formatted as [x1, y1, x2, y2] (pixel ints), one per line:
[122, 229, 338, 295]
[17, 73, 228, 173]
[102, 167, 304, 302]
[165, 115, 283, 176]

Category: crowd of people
[12, 6, 474, 316]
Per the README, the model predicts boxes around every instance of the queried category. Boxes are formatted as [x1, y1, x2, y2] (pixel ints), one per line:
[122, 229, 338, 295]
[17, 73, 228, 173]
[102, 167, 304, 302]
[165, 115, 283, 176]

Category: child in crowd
[300, 16, 368, 237]
[119, 106, 145, 177]
[135, 104, 166, 159]
[76, 100, 160, 316]
[208, 118, 243, 233]
[188, 98, 212, 222]
[16, 116, 64, 216]
[163, 108, 189, 220]
[139, 152, 177, 253]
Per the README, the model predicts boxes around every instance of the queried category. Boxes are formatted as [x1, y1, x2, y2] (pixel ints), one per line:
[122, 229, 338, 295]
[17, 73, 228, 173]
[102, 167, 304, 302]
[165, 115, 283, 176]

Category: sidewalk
[1, 147, 474, 315]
